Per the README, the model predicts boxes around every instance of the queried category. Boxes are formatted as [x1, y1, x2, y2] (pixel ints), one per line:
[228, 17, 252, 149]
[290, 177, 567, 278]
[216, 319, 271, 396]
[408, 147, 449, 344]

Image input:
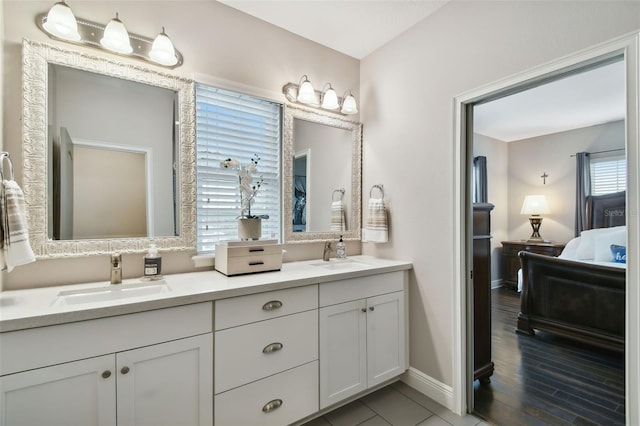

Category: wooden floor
[473, 287, 625, 426]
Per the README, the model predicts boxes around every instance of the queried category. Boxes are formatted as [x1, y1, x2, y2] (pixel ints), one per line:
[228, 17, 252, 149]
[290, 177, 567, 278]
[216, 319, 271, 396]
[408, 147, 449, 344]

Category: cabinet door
[319, 299, 367, 409]
[0, 355, 116, 426]
[366, 291, 406, 387]
[116, 334, 213, 426]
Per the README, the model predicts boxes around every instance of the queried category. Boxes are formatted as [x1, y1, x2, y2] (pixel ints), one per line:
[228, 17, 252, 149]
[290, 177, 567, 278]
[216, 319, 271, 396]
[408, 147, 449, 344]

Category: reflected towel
[364, 197, 388, 243]
[330, 200, 346, 231]
[0, 180, 36, 272]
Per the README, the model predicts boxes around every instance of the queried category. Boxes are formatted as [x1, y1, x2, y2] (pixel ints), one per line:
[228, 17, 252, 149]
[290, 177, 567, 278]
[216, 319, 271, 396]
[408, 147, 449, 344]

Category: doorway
[452, 33, 639, 425]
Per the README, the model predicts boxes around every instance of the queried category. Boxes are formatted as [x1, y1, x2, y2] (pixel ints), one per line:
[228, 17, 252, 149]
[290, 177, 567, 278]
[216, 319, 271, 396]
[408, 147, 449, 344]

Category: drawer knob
[101, 370, 111, 379]
[262, 399, 283, 413]
[121, 366, 130, 375]
[262, 300, 283, 311]
[369, 306, 375, 312]
[262, 342, 284, 354]
[361, 308, 367, 313]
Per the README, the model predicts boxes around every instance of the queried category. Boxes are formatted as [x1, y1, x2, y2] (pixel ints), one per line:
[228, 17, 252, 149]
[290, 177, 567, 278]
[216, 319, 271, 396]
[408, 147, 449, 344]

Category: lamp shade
[100, 13, 133, 54]
[297, 76, 316, 104]
[149, 28, 178, 66]
[321, 86, 339, 110]
[341, 92, 358, 115]
[521, 195, 550, 215]
[43, 1, 81, 41]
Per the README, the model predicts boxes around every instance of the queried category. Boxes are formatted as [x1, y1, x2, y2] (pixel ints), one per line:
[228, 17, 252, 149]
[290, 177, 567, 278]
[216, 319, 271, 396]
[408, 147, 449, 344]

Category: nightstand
[501, 240, 565, 289]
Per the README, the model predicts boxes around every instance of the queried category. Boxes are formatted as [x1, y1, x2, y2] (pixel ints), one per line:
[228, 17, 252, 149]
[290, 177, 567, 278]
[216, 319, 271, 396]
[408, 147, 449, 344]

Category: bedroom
[471, 58, 626, 423]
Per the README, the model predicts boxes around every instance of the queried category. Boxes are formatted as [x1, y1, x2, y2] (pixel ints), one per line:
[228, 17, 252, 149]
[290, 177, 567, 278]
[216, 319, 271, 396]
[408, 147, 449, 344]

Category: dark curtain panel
[473, 156, 488, 203]
[575, 152, 591, 236]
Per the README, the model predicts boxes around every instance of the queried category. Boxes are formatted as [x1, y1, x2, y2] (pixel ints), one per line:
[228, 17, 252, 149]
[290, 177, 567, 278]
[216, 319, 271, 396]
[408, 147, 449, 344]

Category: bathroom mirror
[283, 105, 362, 243]
[22, 40, 196, 258]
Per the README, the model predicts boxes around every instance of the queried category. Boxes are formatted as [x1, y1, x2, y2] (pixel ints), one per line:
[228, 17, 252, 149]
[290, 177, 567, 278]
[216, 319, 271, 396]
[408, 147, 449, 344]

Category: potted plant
[220, 154, 269, 240]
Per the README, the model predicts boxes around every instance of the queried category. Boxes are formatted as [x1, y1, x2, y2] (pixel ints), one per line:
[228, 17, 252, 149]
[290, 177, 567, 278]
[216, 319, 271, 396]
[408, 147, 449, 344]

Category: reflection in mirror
[22, 40, 195, 258]
[47, 64, 177, 240]
[283, 105, 362, 243]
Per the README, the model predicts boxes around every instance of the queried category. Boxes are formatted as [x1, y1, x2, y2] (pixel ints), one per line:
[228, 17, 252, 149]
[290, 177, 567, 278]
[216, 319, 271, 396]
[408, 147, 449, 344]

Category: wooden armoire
[472, 203, 494, 383]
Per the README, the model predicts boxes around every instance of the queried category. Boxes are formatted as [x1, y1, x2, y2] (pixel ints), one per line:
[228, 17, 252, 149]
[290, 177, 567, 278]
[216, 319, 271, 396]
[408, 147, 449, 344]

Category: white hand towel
[1, 180, 36, 272]
[330, 200, 346, 231]
[364, 197, 388, 243]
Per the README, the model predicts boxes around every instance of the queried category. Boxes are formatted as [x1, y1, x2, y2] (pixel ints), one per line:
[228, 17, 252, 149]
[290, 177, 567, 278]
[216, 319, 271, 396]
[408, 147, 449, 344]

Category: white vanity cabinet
[319, 271, 407, 409]
[0, 303, 213, 426]
[214, 285, 319, 426]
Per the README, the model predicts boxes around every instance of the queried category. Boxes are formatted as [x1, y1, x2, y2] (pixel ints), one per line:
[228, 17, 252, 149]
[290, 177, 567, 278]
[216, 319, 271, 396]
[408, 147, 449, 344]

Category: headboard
[585, 191, 626, 230]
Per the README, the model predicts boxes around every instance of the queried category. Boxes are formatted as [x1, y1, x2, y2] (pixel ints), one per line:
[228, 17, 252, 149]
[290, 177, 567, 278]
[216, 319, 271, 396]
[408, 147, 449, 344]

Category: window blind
[195, 84, 281, 253]
[590, 156, 626, 196]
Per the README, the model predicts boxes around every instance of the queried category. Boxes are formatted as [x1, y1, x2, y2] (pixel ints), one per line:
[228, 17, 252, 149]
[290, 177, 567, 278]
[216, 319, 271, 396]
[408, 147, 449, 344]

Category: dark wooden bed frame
[516, 191, 626, 352]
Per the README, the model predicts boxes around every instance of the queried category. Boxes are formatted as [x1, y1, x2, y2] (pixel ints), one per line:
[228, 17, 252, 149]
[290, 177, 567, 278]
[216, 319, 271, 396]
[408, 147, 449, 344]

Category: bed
[516, 191, 626, 352]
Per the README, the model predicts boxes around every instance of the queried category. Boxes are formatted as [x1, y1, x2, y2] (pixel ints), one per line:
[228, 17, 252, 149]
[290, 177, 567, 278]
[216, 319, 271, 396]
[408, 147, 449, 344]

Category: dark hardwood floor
[473, 287, 625, 426]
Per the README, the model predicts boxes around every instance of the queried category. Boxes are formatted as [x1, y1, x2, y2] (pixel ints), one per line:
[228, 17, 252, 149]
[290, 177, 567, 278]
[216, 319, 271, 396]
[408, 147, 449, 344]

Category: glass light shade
[341, 93, 358, 115]
[297, 77, 316, 104]
[100, 14, 133, 54]
[149, 29, 178, 66]
[42, 1, 81, 41]
[321, 86, 339, 110]
[521, 195, 550, 215]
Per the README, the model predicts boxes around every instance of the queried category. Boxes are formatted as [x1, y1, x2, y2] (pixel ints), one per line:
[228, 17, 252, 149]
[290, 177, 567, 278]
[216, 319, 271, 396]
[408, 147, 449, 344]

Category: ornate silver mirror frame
[22, 39, 196, 258]
[283, 104, 362, 243]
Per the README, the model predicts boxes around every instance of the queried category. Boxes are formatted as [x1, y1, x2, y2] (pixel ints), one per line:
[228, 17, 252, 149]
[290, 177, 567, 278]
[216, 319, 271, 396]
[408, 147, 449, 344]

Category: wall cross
[541, 172, 548, 184]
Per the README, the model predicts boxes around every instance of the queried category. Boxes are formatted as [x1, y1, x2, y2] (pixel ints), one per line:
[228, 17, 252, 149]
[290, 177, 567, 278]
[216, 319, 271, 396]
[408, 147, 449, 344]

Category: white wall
[507, 120, 625, 244]
[1, 0, 360, 289]
[360, 0, 639, 390]
[473, 134, 508, 287]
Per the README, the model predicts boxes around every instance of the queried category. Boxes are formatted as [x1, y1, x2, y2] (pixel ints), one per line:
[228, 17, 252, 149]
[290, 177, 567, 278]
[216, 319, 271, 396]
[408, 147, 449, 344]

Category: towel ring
[0, 152, 14, 182]
[369, 184, 384, 199]
[332, 188, 345, 201]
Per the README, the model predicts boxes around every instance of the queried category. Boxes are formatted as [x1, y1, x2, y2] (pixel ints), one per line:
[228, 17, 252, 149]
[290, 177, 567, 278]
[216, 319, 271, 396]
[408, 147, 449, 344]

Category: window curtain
[473, 156, 488, 203]
[575, 152, 591, 236]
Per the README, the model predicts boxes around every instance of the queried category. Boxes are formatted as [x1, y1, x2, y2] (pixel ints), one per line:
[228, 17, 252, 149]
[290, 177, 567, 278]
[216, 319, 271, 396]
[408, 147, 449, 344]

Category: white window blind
[195, 84, 281, 253]
[590, 156, 626, 196]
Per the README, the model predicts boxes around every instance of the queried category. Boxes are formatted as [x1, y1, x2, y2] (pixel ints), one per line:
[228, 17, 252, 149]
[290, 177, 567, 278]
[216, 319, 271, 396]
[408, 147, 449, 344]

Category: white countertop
[0, 256, 412, 332]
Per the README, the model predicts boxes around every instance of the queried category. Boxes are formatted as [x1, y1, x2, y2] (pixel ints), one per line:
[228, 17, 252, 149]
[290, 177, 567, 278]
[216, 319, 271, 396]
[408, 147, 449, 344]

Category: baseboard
[491, 278, 503, 289]
[401, 367, 455, 411]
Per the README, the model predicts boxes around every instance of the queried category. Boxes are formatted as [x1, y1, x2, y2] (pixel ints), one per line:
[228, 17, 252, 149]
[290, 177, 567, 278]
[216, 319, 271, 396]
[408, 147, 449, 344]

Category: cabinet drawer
[215, 310, 318, 393]
[215, 285, 318, 330]
[0, 302, 212, 376]
[215, 361, 318, 426]
[320, 271, 404, 307]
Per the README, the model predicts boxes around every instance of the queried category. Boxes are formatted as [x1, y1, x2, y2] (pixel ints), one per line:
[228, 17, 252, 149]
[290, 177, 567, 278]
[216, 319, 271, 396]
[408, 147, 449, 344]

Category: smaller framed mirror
[283, 105, 362, 243]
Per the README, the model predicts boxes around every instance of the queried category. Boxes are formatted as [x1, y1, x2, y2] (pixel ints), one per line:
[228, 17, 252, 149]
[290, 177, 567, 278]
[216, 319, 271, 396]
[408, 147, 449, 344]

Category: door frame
[452, 31, 639, 422]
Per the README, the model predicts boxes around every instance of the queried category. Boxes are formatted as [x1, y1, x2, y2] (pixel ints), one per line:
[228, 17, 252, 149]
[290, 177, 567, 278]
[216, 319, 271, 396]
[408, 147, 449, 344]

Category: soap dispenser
[336, 235, 347, 259]
[144, 244, 162, 280]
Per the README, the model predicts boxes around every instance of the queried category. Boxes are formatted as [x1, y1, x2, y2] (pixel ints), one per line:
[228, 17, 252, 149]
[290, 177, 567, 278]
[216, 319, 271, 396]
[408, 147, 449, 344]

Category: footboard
[516, 251, 625, 352]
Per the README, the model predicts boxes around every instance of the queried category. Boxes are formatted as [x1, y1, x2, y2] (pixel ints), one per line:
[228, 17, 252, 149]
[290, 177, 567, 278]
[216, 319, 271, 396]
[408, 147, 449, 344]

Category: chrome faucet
[110, 253, 122, 284]
[323, 241, 334, 261]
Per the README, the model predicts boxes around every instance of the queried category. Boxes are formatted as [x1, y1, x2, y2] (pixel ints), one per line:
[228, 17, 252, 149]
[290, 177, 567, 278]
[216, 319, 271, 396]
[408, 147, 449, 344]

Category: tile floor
[303, 381, 490, 426]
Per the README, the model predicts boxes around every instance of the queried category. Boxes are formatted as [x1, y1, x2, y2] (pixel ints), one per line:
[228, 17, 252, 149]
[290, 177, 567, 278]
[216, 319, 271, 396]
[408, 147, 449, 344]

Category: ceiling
[218, 1, 626, 142]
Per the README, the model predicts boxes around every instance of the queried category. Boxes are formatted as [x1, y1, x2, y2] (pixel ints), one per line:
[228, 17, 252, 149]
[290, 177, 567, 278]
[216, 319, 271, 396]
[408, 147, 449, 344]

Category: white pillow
[594, 229, 627, 262]
[558, 236, 582, 260]
[575, 226, 626, 260]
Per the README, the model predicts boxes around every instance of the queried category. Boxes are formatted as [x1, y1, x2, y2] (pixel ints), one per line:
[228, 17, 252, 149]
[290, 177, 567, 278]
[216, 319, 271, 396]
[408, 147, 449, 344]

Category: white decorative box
[214, 240, 283, 276]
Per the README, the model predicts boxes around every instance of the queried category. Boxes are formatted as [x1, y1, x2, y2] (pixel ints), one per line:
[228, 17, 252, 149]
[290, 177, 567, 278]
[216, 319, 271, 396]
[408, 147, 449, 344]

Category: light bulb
[100, 13, 133, 54]
[297, 76, 316, 104]
[321, 85, 339, 110]
[42, 1, 81, 41]
[149, 28, 178, 66]
[341, 92, 358, 115]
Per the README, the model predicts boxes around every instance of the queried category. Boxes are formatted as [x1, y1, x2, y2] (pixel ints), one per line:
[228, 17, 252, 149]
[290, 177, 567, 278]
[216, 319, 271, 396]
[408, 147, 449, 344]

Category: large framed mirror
[22, 40, 196, 258]
[283, 105, 362, 242]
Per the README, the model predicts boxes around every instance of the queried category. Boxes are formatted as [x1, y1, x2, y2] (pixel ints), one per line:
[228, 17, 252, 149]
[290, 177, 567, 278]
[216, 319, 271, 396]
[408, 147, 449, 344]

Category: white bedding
[517, 228, 627, 292]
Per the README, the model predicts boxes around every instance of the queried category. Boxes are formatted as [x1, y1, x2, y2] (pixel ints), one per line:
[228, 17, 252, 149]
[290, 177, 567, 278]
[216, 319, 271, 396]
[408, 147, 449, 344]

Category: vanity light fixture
[521, 194, 550, 241]
[37, 1, 183, 68]
[282, 76, 358, 116]
[100, 13, 132, 54]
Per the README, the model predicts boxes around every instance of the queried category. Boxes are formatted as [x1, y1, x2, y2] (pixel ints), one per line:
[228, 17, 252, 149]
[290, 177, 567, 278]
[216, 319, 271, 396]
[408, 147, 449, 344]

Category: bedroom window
[195, 84, 282, 253]
[590, 156, 626, 196]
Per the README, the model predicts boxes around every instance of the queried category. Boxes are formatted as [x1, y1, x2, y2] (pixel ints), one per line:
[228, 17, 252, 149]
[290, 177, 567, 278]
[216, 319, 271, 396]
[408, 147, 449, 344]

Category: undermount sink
[51, 280, 171, 306]
[310, 259, 368, 270]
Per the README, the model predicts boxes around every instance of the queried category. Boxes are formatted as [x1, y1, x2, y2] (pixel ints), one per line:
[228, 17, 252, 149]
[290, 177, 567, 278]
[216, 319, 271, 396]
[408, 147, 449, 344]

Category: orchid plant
[220, 154, 269, 219]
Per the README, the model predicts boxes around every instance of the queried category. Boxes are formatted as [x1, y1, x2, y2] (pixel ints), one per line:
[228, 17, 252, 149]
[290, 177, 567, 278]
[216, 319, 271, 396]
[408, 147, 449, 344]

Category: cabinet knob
[369, 306, 375, 312]
[262, 399, 283, 413]
[262, 300, 283, 311]
[101, 370, 112, 379]
[121, 366, 130, 375]
[262, 342, 284, 354]
[361, 308, 367, 313]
